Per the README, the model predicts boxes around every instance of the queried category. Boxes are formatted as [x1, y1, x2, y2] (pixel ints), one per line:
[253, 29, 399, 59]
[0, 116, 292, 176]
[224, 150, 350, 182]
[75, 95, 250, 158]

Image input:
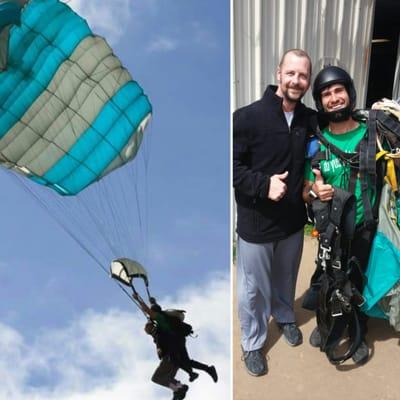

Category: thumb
[276, 171, 289, 180]
[312, 168, 323, 183]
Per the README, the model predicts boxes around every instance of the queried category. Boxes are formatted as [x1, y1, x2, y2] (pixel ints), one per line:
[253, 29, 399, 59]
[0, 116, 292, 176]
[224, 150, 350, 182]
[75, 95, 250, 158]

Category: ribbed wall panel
[393, 39, 400, 101]
[233, 0, 376, 109]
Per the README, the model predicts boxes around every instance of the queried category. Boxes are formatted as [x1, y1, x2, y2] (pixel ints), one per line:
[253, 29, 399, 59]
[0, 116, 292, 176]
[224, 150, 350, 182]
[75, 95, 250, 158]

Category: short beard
[283, 88, 304, 104]
[322, 106, 352, 122]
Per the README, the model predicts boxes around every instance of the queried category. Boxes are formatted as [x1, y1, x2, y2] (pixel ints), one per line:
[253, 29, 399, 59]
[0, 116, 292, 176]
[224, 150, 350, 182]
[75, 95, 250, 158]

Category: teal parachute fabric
[0, 0, 152, 195]
[0, 1, 21, 31]
[362, 183, 400, 320]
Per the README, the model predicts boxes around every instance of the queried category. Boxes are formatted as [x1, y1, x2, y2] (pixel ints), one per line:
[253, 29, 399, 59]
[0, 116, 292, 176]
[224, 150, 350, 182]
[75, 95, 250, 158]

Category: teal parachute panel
[0, 0, 152, 195]
[0, 1, 22, 71]
[0, 1, 21, 32]
[362, 184, 400, 319]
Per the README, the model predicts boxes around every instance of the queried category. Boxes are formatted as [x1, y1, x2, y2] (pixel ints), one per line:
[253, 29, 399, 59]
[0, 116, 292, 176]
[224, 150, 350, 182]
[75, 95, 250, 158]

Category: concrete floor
[233, 236, 400, 400]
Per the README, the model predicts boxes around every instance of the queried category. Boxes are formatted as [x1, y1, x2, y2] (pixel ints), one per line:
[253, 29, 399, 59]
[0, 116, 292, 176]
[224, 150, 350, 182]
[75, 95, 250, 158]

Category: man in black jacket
[233, 49, 315, 376]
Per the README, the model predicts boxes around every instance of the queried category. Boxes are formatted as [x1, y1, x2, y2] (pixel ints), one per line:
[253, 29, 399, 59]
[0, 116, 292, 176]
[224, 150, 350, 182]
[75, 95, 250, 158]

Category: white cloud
[0, 274, 230, 400]
[146, 24, 218, 54]
[62, 0, 131, 44]
[147, 37, 179, 53]
[62, 1, 219, 52]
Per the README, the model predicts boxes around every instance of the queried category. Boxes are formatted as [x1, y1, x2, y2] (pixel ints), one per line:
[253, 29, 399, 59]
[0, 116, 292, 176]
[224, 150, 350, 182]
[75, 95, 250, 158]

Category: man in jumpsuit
[233, 49, 315, 376]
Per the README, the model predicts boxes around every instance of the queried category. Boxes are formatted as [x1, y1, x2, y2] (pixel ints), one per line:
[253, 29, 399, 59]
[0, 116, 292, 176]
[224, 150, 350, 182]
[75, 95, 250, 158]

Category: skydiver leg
[347, 227, 375, 340]
[151, 358, 179, 388]
[190, 360, 218, 382]
[173, 344, 199, 381]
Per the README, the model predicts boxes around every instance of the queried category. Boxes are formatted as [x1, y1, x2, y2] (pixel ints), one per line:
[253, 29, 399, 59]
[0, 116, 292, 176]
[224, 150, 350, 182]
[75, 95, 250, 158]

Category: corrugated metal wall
[393, 37, 400, 101]
[233, 0, 376, 110]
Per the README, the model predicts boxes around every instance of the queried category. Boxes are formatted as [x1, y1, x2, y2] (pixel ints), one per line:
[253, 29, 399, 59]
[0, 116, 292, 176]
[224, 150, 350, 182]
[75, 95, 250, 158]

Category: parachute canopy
[0, 0, 152, 195]
[0, 1, 21, 32]
[0, 0, 22, 70]
[110, 258, 148, 287]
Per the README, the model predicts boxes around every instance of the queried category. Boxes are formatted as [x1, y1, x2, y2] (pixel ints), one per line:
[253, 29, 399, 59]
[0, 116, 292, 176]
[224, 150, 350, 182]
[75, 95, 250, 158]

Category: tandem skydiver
[303, 65, 381, 365]
[133, 294, 217, 399]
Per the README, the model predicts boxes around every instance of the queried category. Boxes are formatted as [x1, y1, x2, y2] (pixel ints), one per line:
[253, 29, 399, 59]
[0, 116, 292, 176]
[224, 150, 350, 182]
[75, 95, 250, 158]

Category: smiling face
[320, 83, 350, 113]
[276, 52, 311, 104]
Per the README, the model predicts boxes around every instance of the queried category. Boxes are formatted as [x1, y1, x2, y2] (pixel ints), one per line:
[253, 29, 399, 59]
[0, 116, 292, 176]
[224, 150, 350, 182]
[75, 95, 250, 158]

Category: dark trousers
[151, 357, 179, 388]
[347, 226, 376, 340]
[172, 339, 210, 375]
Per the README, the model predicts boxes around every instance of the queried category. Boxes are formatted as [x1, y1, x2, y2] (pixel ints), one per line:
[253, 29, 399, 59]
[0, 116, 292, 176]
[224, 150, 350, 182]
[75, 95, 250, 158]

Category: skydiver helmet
[312, 66, 357, 122]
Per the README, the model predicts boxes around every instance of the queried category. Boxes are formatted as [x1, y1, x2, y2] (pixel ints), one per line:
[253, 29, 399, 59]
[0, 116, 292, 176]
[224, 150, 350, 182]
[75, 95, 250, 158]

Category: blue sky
[0, 1, 230, 399]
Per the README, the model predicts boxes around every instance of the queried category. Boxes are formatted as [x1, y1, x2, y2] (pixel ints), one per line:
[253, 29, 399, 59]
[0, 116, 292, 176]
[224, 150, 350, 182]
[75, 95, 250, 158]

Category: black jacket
[233, 85, 316, 243]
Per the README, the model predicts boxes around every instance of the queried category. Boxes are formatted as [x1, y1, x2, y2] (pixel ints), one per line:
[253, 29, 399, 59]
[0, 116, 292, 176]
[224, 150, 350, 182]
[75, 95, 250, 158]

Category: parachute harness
[304, 114, 378, 364]
[307, 187, 366, 364]
[305, 105, 400, 363]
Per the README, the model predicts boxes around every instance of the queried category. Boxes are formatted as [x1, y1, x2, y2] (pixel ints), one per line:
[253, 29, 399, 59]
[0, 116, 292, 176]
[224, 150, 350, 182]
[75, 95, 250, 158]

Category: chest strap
[311, 123, 377, 229]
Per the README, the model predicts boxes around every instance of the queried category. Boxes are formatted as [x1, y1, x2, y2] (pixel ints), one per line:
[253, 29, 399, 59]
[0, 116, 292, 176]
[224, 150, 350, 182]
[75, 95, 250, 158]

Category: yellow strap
[376, 150, 387, 161]
[375, 149, 398, 192]
[386, 158, 398, 192]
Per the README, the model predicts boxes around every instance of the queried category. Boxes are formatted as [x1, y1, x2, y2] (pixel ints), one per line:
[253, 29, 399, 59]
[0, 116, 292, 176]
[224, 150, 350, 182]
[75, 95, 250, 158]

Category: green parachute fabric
[0, 0, 152, 195]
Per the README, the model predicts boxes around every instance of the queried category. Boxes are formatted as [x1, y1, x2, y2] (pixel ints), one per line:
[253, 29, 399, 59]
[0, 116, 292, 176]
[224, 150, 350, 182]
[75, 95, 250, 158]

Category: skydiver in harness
[302, 66, 383, 365]
[133, 294, 218, 399]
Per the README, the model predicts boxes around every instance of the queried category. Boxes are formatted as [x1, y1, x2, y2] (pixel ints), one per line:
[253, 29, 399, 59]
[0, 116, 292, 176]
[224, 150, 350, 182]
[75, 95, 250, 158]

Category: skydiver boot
[189, 372, 199, 382]
[206, 365, 218, 382]
[352, 340, 369, 365]
[189, 359, 217, 382]
[172, 384, 189, 400]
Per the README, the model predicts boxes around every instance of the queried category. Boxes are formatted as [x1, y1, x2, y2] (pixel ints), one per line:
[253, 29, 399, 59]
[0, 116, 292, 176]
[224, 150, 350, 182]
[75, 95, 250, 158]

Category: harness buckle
[319, 245, 331, 268]
[331, 298, 343, 317]
[352, 288, 366, 307]
[334, 289, 351, 313]
[332, 260, 341, 270]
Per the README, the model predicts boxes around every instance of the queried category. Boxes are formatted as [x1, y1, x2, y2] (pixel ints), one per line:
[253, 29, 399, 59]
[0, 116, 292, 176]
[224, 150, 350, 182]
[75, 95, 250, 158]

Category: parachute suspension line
[77, 190, 122, 257]
[126, 125, 153, 265]
[6, 171, 148, 310]
[143, 129, 151, 264]
[145, 286, 152, 301]
[0, 118, 149, 274]
[129, 288, 150, 318]
[115, 280, 148, 316]
[13, 172, 108, 274]
[0, 109, 148, 261]
[113, 167, 142, 251]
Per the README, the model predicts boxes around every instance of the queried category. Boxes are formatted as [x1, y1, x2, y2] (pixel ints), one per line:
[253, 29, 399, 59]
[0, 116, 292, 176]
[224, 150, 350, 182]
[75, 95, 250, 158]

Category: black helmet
[150, 303, 162, 312]
[312, 66, 356, 121]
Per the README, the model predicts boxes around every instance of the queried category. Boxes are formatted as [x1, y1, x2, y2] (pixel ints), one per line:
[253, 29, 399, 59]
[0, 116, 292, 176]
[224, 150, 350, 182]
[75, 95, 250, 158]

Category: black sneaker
[278, 323, 303, 346]
[207, 365, 218, 382]
[309, 326, 321, 348]
[172, 384, 189, 400]
[352, 340, 369, 365]
[189, 372, 199, 382]
[241, 349, 267, 376]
